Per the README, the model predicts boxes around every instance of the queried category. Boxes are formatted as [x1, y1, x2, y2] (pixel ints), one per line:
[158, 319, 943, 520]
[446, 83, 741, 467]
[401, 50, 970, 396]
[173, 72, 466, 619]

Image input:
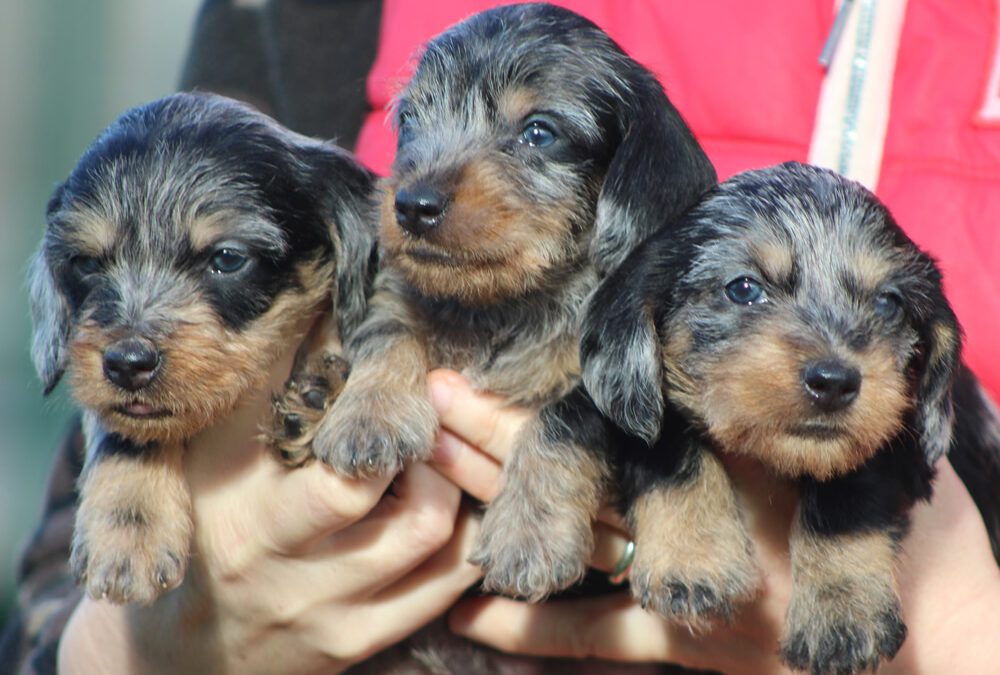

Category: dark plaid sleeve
[178, 0, 382, 148]
[0, 419, 84, 675]
[0, 4, 382, 673]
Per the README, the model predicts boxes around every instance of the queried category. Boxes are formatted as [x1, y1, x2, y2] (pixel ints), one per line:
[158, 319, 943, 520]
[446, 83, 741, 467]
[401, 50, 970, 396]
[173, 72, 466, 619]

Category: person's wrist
[59, 593, 217, 675]
[59, 597, 141, 675]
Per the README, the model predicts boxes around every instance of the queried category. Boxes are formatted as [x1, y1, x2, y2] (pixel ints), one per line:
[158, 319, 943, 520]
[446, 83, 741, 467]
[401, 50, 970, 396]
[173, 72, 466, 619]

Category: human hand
[427, 369, 1000, 674]
[427, 369, 634, 576]
[58, 345, 482, 675]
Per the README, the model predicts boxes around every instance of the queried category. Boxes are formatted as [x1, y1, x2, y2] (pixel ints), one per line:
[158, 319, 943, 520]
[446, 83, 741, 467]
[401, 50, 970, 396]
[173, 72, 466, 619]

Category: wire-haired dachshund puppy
[28, 91, 376, 605]
[280, 2, 715, 601]
[581, 161, 963, 674]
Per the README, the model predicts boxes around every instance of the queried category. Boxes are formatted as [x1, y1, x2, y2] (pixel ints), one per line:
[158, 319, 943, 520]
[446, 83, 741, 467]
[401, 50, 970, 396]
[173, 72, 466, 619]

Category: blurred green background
[0, 0, 202, 627]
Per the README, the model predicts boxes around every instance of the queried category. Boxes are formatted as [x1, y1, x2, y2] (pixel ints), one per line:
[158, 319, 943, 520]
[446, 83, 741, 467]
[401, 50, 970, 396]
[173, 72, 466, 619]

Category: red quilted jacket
[354, 0, 1000, 405]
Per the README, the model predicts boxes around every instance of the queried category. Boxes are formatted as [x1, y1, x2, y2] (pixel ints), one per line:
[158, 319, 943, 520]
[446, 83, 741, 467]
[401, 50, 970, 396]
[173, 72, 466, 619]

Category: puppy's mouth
[113, 401, 173, 419]
[404, 246, 506, 269]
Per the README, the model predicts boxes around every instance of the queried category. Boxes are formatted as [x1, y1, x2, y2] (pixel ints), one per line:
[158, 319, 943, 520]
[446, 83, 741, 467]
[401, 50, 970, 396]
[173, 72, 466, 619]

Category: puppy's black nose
[394, 185, 448, 236]
[802, 359, 861, 413]
[103, 338, 161, 391]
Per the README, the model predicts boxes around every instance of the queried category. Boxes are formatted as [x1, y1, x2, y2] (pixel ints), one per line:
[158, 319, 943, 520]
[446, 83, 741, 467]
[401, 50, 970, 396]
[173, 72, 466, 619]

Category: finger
[901, 458, 997, 601]
[590, 522, 633, 574]
[313, 507, 484, 662]
[312, 462, 466, 593]
[372, 504, 483, 606]
[448, 593, 693, 664]
[449, 593, 790, 673]
[597, 504, 628, 531]
[427, 369, 531, 463]
[363, 460, 463, 534]
[260, 460, 395, 554]
[430, 428, 505, 503]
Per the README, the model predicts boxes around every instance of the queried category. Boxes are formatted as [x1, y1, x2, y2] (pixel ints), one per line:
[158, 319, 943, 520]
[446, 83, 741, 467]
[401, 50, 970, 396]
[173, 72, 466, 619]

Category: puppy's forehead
[499, 87, 542, 123]
[404, 5, 628, 134]
[43, 93, 324, 259]
[52, 207, 118, 255]
[703, 164, 907, 289]
[746, 205, 892, 286]
[49, 148, 285, 257]
[186, 205, 285, 253]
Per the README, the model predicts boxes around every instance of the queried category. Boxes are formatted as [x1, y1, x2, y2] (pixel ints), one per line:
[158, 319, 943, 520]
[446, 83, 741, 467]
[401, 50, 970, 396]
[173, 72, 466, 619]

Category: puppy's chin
[379, 218, 578, 307]
[65, 305, 321, 445]
[93, 381, 261, 444]
[670, 323, 914, 479]
[100, 406, 202, 445]
[711, 423, 899, 480]
[68, 369, 255, 445]
[385, 245, 542, 305]
[697, 379, 910, 479]
[83, 309, 317, 447]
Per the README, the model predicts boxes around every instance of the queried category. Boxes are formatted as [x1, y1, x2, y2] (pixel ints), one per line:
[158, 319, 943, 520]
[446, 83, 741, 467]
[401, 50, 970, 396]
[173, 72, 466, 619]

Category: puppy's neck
[405, 266, 596, 405]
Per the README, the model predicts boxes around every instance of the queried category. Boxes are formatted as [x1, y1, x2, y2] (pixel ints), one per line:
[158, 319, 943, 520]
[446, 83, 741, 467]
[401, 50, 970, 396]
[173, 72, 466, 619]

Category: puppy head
[29, 92, 376, 443]
[582, 162, 960, 478]
[380, 2, 715, 304]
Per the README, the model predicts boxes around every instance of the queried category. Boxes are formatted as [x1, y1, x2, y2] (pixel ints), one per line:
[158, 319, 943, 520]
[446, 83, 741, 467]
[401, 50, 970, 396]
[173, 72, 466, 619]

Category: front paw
[269, 351, 350, 466]
[312, 383, 437, 478]
[781, 583, 906, 674]
[627, 460, 760, 629]
[470, 489, 591, 601]
[71, 523, 187, 605]
[629, 559, 757, 628]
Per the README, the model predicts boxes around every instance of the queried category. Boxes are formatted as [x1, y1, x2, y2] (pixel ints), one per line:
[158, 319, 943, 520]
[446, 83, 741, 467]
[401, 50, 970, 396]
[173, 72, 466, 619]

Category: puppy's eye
[519, 118, 557, 148]
[210, 247, 249, 275]
[397, 109, 416, 147]
[725, 277, 767, 305]
[69, 255, 101, 278]
[874, 291, 903, 321]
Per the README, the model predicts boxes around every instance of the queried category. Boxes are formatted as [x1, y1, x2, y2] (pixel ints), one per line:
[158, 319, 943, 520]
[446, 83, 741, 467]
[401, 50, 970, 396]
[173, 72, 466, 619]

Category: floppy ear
[912, 296, 962, 465]
[28, 223, 72, 395]
[590, 74, 716, 277]
[580, 242, 666, 444]
[320, 147, 379, 343]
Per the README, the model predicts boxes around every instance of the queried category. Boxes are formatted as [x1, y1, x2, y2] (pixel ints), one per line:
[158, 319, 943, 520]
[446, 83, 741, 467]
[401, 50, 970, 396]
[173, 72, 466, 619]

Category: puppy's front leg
[72, 416, 192, 605]
[781, 474, 908, 674]
[269, 310, 350, 466]
[625, 434, 759, 629]
[471, 387, 611, 600]
[311, 290, 436, 478]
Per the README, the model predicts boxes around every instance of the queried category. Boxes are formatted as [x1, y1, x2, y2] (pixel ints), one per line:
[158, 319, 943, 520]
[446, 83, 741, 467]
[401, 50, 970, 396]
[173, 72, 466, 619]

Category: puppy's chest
[425, 315, 581, 407]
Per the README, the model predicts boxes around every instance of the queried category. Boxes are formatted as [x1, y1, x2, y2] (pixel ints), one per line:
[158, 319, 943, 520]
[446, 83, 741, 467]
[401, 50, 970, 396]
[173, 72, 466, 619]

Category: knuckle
[484, 467, 506, 503]
[268, 594, 311, 629]
[210, 546, 249, 583]
[480, 408, 507, 455]
[201, 527, 257, 583]
[405, 503, 457, 552]
[314, 611, 380, 663]
[303, 470, 377, 528]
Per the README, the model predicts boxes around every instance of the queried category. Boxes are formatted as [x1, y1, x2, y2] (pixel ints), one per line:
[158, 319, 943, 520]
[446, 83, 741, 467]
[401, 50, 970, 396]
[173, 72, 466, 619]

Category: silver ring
[609, 540, 635, 584]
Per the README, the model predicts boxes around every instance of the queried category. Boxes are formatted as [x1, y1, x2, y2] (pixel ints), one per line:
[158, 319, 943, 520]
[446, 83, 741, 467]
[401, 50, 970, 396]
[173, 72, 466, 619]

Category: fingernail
[428, 373, 454, 414]
[431, 431, 461, 466]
